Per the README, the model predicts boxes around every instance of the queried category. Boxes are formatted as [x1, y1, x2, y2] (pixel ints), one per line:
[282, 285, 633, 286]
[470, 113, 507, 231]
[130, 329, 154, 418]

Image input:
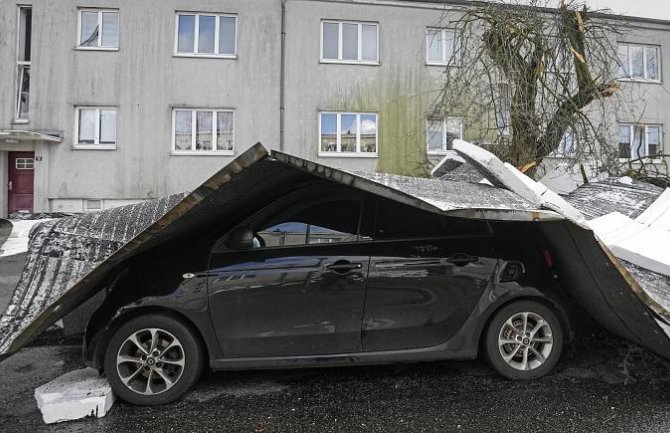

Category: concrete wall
[0, 0, 281, 214]
[2, 0, 670, 217]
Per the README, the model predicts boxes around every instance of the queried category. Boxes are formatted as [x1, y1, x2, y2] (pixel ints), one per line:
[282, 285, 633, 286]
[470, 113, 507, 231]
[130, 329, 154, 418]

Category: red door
[8, 152, 35, 214]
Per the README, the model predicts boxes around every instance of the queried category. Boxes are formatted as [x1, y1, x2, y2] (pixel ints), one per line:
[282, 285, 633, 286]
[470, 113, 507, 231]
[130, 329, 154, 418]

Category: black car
[83, 182, 574, 405]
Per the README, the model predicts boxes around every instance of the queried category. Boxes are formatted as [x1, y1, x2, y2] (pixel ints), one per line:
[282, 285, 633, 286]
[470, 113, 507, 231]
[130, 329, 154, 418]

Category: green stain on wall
[325, 80, 431, 178]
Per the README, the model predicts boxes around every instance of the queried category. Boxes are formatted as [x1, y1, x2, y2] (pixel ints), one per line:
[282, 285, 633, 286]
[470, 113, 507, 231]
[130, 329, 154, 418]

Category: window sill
[318, 152, 378, 158]
[427, 150, 449, 155]
[76, 47, 119, 52]
[617, 78, 662, 85]
[71, 144, 117, 150]
[12, 119, 29, 125]
[425, 62, 459, 67]
[173, 53, 237, 60]
[171, 150, 235, 156]
[319, 59, 380, 66]
[619, 157, 664, 163]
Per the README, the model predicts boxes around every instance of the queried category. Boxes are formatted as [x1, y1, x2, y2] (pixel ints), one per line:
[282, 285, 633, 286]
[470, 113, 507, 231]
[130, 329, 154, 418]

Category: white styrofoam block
[636, 189, 670, 231]
[0, 219, 55, 257]
[590, 212, 670, 277]
[34, 368, 115, 424]
[453, 140, 588, 226]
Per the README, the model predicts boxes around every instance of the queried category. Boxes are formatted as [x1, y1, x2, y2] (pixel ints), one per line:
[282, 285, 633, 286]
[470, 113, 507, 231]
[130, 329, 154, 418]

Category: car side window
[375, 198, 489, 240]
[257, 199, 361, 248]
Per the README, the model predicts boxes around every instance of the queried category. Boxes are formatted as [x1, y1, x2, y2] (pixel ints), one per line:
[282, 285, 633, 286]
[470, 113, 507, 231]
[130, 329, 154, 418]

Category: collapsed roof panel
[1, 141, 670, 366]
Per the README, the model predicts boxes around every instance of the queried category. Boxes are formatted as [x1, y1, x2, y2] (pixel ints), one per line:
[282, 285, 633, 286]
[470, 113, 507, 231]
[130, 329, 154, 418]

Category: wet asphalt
[1, 334, 670, 433]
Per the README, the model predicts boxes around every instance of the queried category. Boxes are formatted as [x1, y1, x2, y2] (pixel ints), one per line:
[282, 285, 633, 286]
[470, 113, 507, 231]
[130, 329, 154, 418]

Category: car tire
[484, 300, 564, 380]
[104, 314, 204, 405]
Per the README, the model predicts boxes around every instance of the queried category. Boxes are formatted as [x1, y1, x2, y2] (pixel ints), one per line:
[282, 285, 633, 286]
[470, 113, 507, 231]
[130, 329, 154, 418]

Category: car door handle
[326, 260, 363, 274]
[446, 254, 478, 266]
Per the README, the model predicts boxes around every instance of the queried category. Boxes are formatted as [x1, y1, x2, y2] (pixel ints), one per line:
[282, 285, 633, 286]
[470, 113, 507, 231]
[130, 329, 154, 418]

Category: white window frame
[174, 13, 238, 58]
[618, 123, 663, 162]
[425, 27, 460, 66]
[318, 111, 378, 158]
[15, 157, 34, 170]
[76, 9, 119, 51]
[73, 106, 117, 150]
[320, 20, 379, 65]
[171, 108, 236, 155]
[617, 43, 661, 83]
[15, 5, 31, 123]
[426, 117, 463, 155]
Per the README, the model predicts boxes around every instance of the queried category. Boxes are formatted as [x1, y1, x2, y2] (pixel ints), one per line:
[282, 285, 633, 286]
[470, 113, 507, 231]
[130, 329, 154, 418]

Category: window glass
[426, 119, 443, 151]
[80, 12, 99, 47]
[18, 7, 31, 62]
[618, 125, 630, 158]
[177, 15, 195, 53]
[216, 111, 234, 150]
[101, 12, 119, 47]
[198, 15, 216, 53]
[17, 66, 30, 119]
[78, 109, 96, 143]
[340, 114, 357, 152]
[557, 129, 575, 155]
[631, 126, 643, 159]
[219, 16, 236, 55]
[631, 46, 644, 78]
[257, 199, 361, 247]
[617, 44, 629, 77]
[360, 114, 377, 153]
[426, 29, 443, 63]
[322, 22, 339, 60]
[175, 110, 192, 150]
[445, 117, 462, 148]
[342, 23, 358, 60]
[196, 111, 213, 150]
[320, 113, 337, 152]
[99, 110, 116, 144]
[444, 30, 457, 64]
[361, 24, 377, 61]
[647, 126, 661, 156]
[375, 199, 488, 240]
[646, 47, 659, 80]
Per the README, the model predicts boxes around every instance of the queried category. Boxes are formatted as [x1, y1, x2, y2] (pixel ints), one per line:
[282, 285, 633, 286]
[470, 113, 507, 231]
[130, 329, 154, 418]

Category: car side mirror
[226, 226, 255, 250]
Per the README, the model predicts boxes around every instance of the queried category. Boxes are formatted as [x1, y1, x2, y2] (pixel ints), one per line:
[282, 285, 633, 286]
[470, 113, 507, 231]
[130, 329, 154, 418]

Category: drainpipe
[279, 0, 286, 152]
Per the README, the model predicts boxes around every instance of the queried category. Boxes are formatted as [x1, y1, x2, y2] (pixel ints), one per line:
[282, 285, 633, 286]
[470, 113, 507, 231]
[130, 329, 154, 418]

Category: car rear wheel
[104, 314, 204, 405]
[484, 300, 564, 380]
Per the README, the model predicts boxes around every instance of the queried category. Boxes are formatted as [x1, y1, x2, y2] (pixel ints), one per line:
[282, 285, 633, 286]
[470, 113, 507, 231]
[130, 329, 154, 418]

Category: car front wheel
[104, 314, 204, 405]
[484, 300, 564, 380]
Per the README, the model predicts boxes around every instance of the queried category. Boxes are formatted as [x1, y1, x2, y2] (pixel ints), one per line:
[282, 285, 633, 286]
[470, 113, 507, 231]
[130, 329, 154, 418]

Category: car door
[362, 198, 498, 352]
[208, 190, 370, 358]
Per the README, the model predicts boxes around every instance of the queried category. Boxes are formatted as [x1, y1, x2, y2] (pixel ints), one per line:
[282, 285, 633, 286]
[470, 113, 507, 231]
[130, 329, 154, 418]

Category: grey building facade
[0, 0, 669, 217]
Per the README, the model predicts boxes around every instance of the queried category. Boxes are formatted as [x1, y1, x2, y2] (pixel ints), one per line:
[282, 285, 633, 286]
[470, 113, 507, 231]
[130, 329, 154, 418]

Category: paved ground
[1, 335, 670, 433]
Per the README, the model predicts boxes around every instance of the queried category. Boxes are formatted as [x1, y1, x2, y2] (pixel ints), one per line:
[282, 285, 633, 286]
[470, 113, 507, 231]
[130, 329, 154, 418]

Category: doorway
[8, 151, 34, 214]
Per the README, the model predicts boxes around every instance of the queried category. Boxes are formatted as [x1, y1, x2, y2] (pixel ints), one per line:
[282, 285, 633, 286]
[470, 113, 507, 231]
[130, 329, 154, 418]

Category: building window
[74, 107, 117, 148]
[426, 117, 463, 154]
[496, 83, 511, 136]
[425, 28, 459, 66]
[319, 112, 377, 156]
[15, 157, 34, 170]
[321, 21, 378, 64]
[172, 109, 235, 154]
[551, 129, 576, 157]
[618, 124, 663, 159]
[15, 6, 31, 121]
[617, 43, 660, 81]
[78, 9, 119, 49]
[175, 13, 237, 57]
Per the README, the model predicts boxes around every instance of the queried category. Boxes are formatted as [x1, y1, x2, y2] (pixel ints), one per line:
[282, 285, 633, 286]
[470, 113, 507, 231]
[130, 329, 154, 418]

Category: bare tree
[433, 0, 623, 175]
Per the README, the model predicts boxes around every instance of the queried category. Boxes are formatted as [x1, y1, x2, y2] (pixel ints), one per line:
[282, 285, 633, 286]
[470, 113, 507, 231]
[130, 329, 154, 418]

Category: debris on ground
[34, 367, 115, 423]
[0, 219, 56, 258]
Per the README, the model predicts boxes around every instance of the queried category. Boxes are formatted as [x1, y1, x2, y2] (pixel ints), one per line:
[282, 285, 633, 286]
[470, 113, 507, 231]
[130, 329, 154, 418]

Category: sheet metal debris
[2, 141, 670, 364]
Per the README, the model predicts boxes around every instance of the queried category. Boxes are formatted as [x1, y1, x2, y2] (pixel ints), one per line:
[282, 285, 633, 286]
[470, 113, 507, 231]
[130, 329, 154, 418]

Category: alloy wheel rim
[116, 328, 186, 395]
[498, 311, 553, 371]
